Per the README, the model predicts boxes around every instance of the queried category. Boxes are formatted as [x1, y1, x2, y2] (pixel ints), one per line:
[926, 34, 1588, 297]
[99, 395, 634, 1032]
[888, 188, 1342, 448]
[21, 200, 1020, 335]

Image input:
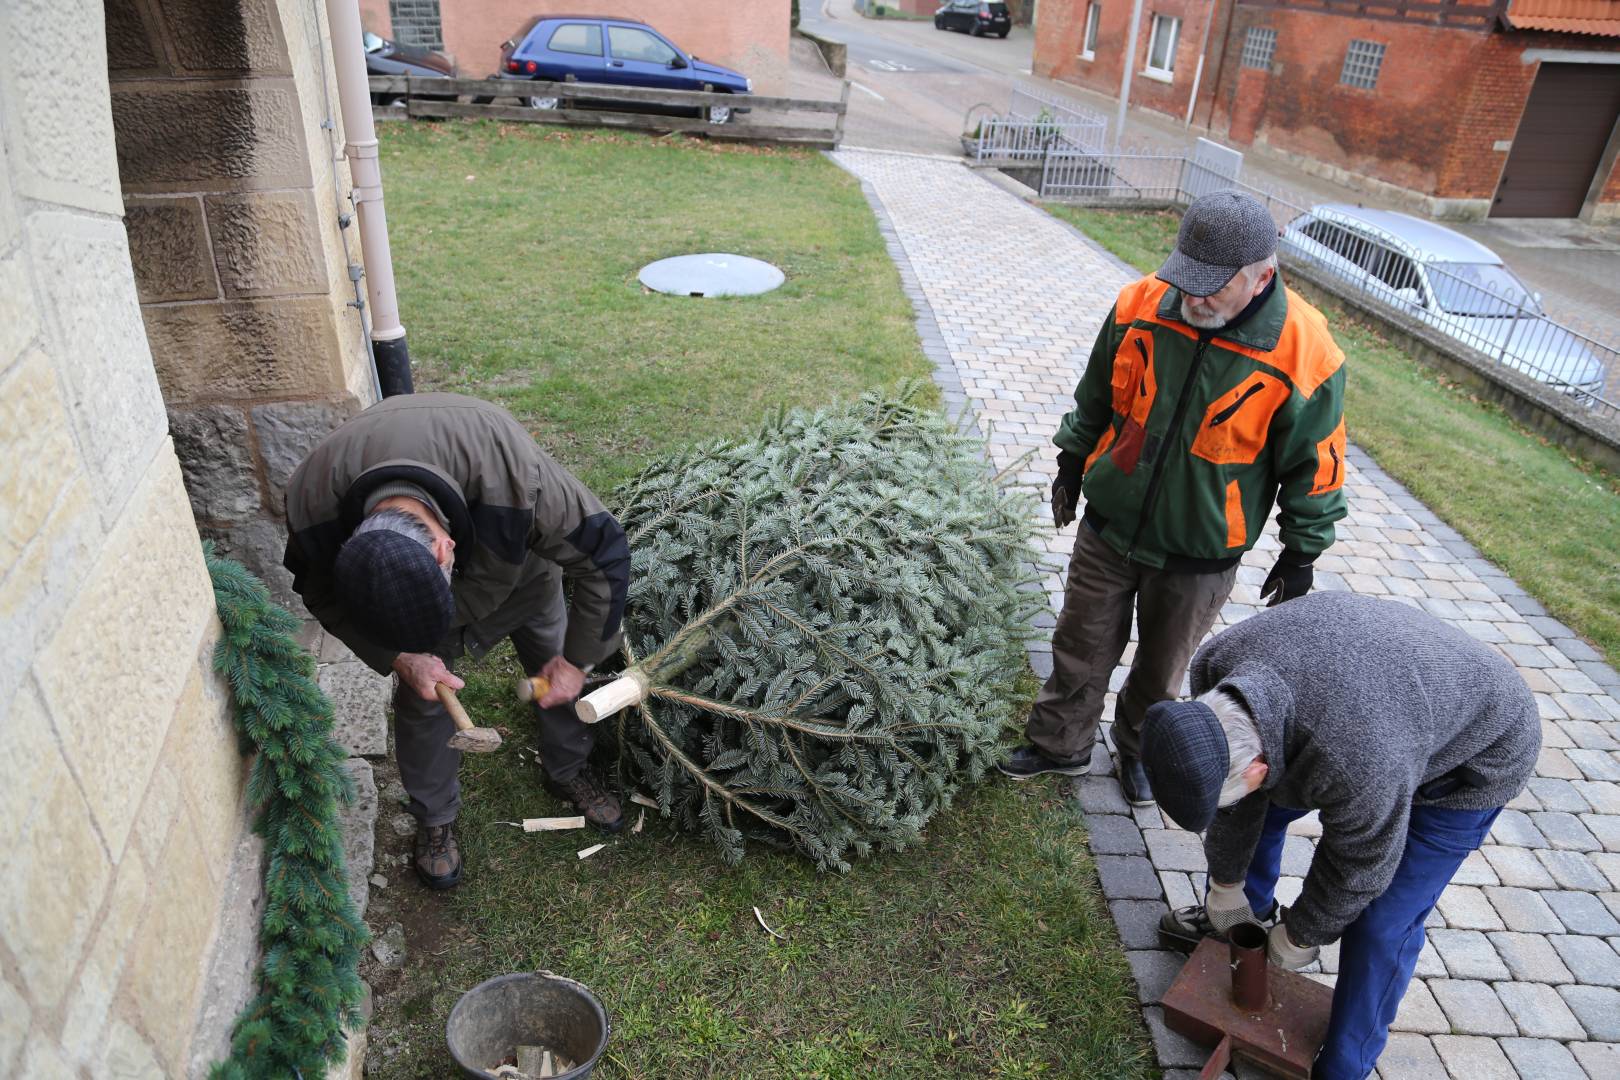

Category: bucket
[445, 972, 610, 1079]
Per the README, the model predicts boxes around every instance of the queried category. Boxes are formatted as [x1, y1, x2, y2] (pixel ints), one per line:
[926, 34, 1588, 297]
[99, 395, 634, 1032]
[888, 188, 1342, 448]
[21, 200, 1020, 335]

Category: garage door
[1493, 63, 1620, 218]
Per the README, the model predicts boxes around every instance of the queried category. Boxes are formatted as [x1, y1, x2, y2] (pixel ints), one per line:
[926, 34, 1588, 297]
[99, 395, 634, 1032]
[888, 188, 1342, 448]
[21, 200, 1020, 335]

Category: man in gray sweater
[1139, 592, 1538, 1080]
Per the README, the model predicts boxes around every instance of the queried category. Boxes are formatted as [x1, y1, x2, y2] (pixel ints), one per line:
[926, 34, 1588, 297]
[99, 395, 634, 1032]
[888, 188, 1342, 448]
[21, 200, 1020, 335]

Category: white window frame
[1144, 13, 1180, 83]
[1240, 26, 1276, 72]
[1080, 3, 1101, 62]
[1339, 39, 1386, 90]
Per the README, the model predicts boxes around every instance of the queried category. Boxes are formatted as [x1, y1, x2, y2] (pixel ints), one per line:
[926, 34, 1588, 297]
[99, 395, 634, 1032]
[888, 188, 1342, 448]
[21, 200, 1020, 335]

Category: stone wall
[108, 0, 377, 606]
[0, 0, 248, 1073]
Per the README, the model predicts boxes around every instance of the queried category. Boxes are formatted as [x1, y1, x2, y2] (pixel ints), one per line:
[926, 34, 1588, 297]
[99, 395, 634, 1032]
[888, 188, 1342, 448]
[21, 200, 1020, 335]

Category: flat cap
[1140, 700, 1230, 833]
[333, 530, 454, 653]
[1157, 190, 1278, 298]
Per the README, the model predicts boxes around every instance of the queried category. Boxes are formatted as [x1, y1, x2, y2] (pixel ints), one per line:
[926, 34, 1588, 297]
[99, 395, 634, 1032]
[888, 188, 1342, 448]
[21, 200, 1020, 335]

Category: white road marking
[851, 80, 886, 101]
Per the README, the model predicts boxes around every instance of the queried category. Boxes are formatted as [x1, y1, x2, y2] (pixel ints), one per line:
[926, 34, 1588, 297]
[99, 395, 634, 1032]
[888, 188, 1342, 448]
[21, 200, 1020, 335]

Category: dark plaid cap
[1140, 700, 1230, 833]
[333, 530, 454, 653]
[1157, 190, 1278, 297]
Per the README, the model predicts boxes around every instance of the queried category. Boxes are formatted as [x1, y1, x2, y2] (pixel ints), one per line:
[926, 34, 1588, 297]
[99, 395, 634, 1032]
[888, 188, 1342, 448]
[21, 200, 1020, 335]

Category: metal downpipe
[325, 0, 413, 396]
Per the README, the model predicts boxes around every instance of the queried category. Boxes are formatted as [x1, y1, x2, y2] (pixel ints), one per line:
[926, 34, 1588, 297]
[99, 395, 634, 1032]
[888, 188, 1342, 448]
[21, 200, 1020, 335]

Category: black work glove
[1051, 450, 1083, 529]
[1260, 549, 1317, 607]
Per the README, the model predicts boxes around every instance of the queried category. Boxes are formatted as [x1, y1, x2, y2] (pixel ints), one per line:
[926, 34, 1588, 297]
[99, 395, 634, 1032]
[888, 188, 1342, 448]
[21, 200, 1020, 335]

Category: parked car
[364, 30, 455, 105]
[497, 16, 751, 124]
[935, 1, 1012, 37]
[1279, 204, 1606, 399]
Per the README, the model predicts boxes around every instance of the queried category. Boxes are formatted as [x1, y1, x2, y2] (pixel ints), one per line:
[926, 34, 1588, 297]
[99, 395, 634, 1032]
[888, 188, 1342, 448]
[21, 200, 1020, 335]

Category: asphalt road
[796, 0, 1039, 155]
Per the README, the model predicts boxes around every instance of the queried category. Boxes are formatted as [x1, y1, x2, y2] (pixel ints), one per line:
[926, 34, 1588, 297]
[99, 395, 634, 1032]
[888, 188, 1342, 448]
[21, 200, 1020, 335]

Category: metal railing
[974, 84, 1107, 163]
[1036, 146, 1618, 418]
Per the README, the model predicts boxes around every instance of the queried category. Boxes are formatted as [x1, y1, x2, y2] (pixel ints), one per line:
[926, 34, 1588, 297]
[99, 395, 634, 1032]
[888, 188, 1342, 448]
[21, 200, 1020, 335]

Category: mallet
[437, 683, 503, 753]
[514, 674, 552, 705]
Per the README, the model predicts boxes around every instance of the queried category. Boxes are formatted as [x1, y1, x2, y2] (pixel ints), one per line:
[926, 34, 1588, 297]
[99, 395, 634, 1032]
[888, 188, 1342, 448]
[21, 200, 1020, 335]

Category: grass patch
[364, 124, 1151, 1078]
[371, 661, 1149, 1080]
[1042, 204, 1620, 663]
[385, 122, 933, 492]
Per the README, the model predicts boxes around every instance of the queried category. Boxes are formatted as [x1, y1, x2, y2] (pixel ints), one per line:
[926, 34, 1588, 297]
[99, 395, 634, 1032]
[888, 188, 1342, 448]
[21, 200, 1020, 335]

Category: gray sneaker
[997, 744, 1091, 779]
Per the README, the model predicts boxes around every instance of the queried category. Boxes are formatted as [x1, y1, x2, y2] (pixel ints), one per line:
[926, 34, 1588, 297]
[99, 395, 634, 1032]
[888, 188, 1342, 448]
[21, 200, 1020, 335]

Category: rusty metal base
[1160, 937, 1334, 1079]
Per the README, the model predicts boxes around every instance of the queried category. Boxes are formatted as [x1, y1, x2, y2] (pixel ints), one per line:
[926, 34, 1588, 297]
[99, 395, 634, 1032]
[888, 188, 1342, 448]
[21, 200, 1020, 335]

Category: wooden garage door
[1493, 63, 1620, 218]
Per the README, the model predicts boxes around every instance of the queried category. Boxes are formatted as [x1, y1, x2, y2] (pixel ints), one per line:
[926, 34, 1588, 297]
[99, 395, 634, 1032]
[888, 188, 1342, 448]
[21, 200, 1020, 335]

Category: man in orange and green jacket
[999, 190, 1348, 805]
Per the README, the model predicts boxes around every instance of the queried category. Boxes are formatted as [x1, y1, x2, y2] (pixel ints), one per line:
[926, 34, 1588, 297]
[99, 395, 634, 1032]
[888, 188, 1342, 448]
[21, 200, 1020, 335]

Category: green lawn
[1044, 204, 1620, 664]
[366, 123, 1151, 1079]
[385, 122, 932, 492]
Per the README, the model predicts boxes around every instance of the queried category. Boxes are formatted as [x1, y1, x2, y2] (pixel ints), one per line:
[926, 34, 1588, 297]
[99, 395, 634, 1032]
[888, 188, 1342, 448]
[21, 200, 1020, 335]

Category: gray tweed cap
[1140, 699, 1230, 833]
[1157, 190, 1278, 298]
[333, 529, 454, 653]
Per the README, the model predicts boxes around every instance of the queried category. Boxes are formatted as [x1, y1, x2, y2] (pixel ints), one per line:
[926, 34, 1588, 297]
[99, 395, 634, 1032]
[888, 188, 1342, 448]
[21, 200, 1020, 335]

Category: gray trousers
[393, 574, 597, 826]
[1027, 524, 1237, 763]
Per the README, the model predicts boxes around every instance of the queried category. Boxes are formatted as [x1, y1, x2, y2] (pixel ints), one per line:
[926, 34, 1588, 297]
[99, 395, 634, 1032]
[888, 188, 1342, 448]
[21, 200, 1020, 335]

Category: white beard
[1181, 299, 1230, 330]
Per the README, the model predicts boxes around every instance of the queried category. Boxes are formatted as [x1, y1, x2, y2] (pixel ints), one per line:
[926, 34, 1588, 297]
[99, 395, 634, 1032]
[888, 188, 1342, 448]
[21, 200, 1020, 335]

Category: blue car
[498, 16, 752, 124]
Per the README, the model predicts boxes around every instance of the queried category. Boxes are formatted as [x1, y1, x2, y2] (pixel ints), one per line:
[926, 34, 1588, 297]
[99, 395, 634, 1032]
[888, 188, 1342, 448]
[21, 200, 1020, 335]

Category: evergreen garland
[608, 389, 1042, 870]
[205, 544, 368, 1080]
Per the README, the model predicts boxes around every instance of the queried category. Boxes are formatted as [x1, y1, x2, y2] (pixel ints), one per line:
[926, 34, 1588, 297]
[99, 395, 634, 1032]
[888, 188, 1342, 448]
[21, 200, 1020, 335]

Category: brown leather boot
[543, 768, 623, 833]
[414, 822, 462, 889]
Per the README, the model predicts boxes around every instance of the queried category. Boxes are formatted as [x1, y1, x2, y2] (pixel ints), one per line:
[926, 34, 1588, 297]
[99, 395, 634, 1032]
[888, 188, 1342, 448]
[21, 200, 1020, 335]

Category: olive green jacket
[1056, 275, 1347, 567]
[282, 393, 628, 674]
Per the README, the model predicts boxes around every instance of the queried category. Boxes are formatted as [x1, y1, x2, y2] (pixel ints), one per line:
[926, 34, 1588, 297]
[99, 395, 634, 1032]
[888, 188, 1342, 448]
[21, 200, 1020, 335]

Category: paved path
[831, 147, 1620, 1080]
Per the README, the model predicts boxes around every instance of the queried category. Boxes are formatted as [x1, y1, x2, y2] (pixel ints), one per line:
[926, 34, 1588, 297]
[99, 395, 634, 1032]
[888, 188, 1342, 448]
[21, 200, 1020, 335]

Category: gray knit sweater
[1194, 592, 1539, 947]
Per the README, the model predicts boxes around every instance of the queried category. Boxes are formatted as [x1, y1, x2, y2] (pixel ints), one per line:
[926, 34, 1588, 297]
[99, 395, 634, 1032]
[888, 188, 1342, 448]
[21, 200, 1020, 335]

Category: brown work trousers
[1027, 524, 1237, 764]
[392, 573, 596, 826]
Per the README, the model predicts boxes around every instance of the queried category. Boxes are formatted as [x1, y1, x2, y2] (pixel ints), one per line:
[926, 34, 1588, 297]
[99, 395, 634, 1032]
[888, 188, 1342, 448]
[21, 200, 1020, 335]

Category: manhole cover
[638, 253, 784, 298]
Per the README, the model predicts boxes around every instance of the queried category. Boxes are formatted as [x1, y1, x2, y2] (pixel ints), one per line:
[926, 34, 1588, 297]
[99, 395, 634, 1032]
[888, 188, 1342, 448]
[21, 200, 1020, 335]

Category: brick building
[1035, 0, 1620, 220]
[363, 0, 792, 94]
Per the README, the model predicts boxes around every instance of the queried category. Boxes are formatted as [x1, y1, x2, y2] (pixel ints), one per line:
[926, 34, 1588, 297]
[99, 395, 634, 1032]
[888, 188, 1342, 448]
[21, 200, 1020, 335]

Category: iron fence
[1036, 148, 1618, 417]
[974, 84, 1107, 163]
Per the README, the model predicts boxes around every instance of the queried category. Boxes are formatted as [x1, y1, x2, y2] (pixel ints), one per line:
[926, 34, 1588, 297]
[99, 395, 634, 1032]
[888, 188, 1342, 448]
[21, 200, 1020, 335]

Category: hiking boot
[543, 768, 624, 833]
[1118, 755, 1154, 806]
[997, 744, 1091, 780]
[414, 822, 463, 890]
[1158, 899, 1279, 953]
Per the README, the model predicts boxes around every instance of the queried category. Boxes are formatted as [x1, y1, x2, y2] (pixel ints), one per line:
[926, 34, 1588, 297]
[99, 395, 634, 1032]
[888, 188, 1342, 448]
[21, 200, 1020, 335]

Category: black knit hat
[333, 530, 454, 653]
[1157, 190, 1278, 298]
[1140, 700, 1230, 833]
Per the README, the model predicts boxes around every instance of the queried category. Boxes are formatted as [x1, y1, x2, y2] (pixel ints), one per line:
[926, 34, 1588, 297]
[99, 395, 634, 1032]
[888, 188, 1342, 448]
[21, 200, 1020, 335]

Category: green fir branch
[205, 544, 368, 1080]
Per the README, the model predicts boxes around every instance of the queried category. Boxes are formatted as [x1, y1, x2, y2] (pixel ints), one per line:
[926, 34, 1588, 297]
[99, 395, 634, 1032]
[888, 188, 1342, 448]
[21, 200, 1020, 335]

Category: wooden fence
[369, 75, 849, 149]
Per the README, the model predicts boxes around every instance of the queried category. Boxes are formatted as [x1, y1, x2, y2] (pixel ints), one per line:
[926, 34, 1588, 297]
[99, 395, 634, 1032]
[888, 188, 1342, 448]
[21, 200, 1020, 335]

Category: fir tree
[604, 389, 1042, 870]
[205, 545, 368, 1079]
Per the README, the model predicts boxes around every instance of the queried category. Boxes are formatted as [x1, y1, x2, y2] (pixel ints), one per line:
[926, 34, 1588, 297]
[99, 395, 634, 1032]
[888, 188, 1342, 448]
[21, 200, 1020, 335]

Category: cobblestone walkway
[831, 148, 1620, 1080]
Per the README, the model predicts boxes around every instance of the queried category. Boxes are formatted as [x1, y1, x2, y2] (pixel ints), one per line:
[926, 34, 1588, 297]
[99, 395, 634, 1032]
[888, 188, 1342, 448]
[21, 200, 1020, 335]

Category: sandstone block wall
[0, 0, 247, 1073]
[108, 0, 378, 605]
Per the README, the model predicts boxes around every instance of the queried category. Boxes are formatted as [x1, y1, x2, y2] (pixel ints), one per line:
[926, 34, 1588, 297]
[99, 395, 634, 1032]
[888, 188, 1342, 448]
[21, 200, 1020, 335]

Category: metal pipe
[1184, 0, 1217, 128]
[1228, 922, 1269, 1012]
[1115, 0, 1145, 147]
[324, 0, 413, 395]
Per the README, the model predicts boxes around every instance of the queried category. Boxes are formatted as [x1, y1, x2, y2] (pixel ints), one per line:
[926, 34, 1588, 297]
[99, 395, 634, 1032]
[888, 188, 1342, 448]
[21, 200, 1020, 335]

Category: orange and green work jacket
[1056, 275, 1348, 570]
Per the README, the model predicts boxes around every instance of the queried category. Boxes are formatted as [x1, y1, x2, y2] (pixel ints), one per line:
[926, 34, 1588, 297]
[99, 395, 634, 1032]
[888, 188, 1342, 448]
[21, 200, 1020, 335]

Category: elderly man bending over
[1140, 592, 1538, 1080]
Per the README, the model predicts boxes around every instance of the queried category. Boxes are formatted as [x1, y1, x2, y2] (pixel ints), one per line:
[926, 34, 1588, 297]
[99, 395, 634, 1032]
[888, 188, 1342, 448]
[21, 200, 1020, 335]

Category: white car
[1279, 204, 1605, 399]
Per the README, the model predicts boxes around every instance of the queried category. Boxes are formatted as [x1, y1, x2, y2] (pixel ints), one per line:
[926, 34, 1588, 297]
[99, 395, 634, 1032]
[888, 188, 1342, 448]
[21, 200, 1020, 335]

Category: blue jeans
[1239, 801, 1501, 1080]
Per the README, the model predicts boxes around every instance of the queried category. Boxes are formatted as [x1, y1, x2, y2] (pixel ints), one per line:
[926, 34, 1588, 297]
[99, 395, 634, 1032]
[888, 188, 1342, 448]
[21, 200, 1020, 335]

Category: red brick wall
[363, 2, 789, 94]
[1195, 13, 1620, 206]
[1035, 0, 1220, 123]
